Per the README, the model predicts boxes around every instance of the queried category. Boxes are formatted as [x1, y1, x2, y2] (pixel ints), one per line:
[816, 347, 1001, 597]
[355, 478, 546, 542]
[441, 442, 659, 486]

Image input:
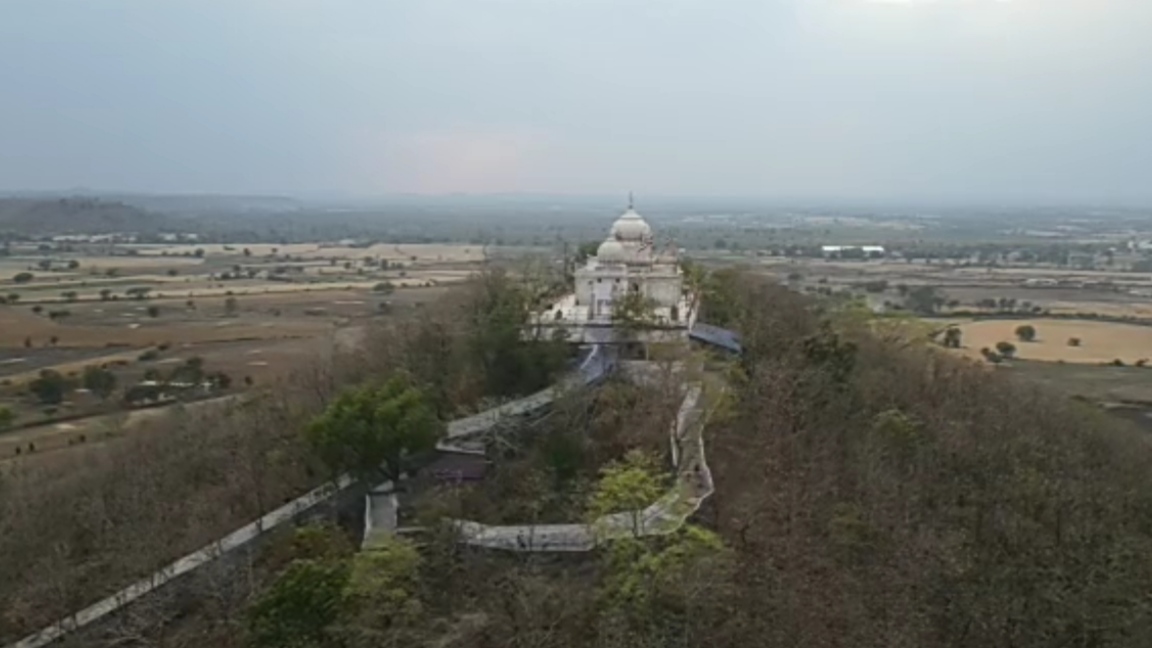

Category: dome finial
[628, 191, 634, 210]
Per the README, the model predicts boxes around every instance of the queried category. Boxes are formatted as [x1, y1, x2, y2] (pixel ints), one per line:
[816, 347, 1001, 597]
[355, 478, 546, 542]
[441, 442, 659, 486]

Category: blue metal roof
[689, 322, 743, 354]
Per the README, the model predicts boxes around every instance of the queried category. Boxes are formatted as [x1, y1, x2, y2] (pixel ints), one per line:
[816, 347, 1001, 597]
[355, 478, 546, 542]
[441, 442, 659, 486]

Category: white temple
[533, 197, 697, 344]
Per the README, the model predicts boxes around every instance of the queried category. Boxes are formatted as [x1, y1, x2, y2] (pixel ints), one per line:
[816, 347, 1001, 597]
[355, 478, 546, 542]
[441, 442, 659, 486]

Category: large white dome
[596, 237, 627, 263]
[610, 208, 652, 242]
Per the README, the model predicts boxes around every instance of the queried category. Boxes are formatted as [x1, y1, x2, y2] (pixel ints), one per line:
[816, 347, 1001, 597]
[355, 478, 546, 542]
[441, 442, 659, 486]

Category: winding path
[8, 324, 737, 648]
[449, 384, 713, 552]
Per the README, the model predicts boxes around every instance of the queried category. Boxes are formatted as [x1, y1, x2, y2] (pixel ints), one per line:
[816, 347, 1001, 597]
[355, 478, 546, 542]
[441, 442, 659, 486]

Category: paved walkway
[449, 383, 714, 552]
[362, 486, 400, 549]
[7, 475, 355, 648]
[436, 345, 612, 455]
[10, 324, 738, 647]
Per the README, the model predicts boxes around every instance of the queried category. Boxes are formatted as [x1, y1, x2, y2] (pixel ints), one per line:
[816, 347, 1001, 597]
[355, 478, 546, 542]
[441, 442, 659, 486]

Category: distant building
[158, 232, 200, 242]
[821, 245, 886, 259]
[51, 233, 137, 243]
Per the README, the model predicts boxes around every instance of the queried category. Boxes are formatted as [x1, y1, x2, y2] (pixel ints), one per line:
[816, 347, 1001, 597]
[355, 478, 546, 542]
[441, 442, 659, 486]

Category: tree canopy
[29, 370, 71, 405]
[82, 365, 117, 400]
[1015, 324, 1037, 342]
[246, 559, 349, 648]
[611, 290, 659, 334]
[588, 449, 665, 537]
[305, 376, 442, 481]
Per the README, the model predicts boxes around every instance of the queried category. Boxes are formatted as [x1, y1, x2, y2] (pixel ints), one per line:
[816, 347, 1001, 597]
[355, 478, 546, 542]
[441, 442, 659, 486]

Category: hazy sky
[1, 0, 1150, 203]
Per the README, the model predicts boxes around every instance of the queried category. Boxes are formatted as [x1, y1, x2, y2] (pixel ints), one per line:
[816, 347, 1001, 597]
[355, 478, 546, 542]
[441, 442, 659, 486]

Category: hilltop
[7, 269, 1152, 647]
[0, 197, 175, 236]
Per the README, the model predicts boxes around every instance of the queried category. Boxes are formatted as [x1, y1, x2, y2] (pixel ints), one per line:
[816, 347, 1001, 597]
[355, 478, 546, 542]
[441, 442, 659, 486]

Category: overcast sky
[1, 0, 1150, 203]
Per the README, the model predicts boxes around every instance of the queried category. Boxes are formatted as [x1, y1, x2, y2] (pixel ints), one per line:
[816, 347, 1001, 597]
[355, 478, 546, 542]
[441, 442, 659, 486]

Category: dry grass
[0, 394, 243, 470]
[957, 318, 1152, 364]
[125, 242, 485, 263]
[0, 311, 332, 350]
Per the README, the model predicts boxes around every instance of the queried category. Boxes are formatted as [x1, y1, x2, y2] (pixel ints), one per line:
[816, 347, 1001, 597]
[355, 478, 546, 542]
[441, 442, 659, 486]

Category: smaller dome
[611, 208, 652, 242]
[596, 237, 627, 263]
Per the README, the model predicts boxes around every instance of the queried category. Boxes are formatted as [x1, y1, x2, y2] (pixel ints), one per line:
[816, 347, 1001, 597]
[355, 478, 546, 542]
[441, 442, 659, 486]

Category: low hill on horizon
[0, 197, 175, 236]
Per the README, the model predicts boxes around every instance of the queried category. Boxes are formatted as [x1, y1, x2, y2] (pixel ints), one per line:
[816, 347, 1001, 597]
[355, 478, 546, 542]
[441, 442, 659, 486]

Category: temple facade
[573, 203, 684, 320]
[534, 199, 696, 343]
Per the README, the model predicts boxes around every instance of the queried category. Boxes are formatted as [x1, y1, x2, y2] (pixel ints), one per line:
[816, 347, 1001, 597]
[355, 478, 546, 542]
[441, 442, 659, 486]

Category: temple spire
[628, 191, 634, 210]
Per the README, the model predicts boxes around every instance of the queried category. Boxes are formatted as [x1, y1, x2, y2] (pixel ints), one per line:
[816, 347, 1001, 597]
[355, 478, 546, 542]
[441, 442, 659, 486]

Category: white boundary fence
[448, 384, 714, 552]
[5, 345, 609, 648]
[8, 475, 354, 648]
[10, 323, 739, 647]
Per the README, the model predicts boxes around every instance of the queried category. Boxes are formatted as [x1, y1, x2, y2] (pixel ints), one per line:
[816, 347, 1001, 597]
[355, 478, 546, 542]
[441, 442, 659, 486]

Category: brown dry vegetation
[11, 270, 1152, 647]
[237, 272, 1152, 648]
[442, 377, 683, 527]
[706, 274, 1152, 647]
[0, 362, 334, 643]
[0, 270, 568, 646]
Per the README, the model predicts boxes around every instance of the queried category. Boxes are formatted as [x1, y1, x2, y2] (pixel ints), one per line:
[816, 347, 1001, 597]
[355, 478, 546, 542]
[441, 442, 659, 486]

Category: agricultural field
[954, 319, 1152, 365]
[740, 254, 1152, 417]
[1004, 360, 1152, 405]
[0, 240, 481, 466]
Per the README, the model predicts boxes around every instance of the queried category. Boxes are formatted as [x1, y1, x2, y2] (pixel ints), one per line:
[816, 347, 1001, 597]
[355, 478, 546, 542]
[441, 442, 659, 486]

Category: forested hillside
[0, 197, 171, 236]
[228, 272, 1152, 647]
[9, 270, 1152, 647]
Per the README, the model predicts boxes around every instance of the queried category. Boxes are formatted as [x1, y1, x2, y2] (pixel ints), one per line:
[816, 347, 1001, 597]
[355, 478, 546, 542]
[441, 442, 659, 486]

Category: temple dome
[610, 208, 652, 242]
[596, 237, 627, 263]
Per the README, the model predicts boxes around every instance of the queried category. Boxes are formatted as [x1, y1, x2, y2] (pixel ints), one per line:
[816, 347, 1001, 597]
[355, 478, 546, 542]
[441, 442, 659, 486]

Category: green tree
[575, 240, 601, 263]
[996, 340, 1017, 358]
[612, 289, 659, 338]
[1015, 324, 1037, 342]
[29, 370, 70, 405]
[698, 267, 744, 327]
[905, 285, 944, 315]
[341, 536, 425, 635]
[12, 272, 33, 284]
[588, 449, 664, 538]
[169, 357, 205, 384]
[246, 560, 349, 648]
[0, 406, 14, 430]
[305, 376, 441, 481]
[467, 269, 567, 398]
[82, 366, 117, 400]
[224, 296, 239, 316]
[942, 327, 962, 349]
[99, 288, 112, 301]
[599, 525, 728, 619]
[146, 305, 161, 318]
